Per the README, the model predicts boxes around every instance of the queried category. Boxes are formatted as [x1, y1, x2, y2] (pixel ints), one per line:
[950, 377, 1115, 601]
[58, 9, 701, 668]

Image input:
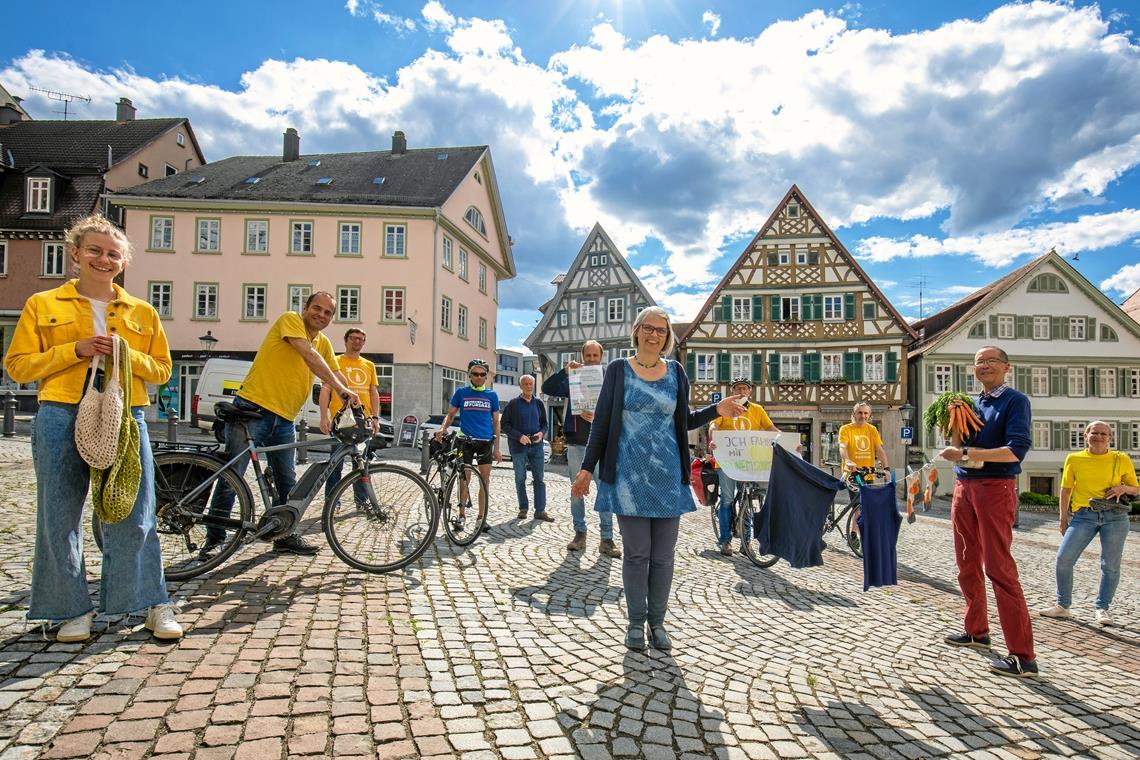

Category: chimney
[392, 130, 407, 155]
[283, 128, 300, 162]
[116, 97, 136, 121]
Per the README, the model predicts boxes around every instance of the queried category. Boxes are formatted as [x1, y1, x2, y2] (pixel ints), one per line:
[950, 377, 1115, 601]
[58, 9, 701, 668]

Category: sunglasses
[470, 371, 487, 377]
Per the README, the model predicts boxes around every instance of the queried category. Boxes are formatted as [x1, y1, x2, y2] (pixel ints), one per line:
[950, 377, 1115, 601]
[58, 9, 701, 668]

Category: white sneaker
[1095, 608, 1114, 627]
[56, 612, 95, 643]
[1038, 604, 1072, 619]
[144, 604, 184, 640]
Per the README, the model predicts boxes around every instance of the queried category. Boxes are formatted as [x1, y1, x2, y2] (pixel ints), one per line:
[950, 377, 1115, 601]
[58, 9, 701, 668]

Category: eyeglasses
[80, 245, 124, 263]
[639, 325, 669, 336]
[1087, 431, 1110, 437]
[973, 358, 1006, 367]
[469, 371, 487, 378]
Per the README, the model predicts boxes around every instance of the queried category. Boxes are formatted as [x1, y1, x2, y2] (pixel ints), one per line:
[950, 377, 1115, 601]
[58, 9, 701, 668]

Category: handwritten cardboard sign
[711, 429, 794, 482]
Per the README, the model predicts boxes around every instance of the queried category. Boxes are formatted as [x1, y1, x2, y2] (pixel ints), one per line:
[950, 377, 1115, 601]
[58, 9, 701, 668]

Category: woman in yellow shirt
[4, 215, 182, 643]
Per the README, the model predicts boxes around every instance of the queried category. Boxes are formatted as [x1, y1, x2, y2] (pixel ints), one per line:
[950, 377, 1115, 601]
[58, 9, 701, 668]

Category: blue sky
[5, 1, 1140, 352]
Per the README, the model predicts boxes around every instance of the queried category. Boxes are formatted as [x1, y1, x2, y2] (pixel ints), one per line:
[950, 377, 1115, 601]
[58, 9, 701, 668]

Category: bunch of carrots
[923, 391, 984, 440]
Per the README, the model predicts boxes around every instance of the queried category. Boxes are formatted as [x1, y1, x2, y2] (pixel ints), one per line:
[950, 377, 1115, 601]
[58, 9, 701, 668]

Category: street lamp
[198, 330, 218, 355]
[899, 401, 915, 468]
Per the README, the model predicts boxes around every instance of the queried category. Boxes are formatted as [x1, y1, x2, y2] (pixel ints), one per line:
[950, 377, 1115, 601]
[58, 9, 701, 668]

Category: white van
[193, 358, 393, 442]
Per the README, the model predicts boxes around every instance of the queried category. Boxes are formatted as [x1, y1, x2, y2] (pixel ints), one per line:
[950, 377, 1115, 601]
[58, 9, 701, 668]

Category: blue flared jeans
[29, 402, 169, 621]
[1055, 507, 1130, 610]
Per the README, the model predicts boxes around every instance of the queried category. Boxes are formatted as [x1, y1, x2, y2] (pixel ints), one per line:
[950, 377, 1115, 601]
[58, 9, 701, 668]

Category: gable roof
[524, 222, 656, 349]
[0, 168, 104, 232]
[680, 184, 918, 343]
[0, 82, 30, 121]
[115, 146, 488, 208]
[909, 249, 1140, 356]
[0, 117, 202, 170]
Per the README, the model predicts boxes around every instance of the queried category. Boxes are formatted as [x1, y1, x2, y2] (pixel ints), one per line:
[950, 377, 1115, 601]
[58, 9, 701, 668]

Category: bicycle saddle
[214, 401, 261, 423]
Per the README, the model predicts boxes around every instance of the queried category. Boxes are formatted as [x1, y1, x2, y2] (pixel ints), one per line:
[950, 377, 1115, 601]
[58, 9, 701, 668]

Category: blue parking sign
[901, 426, 914, 440]
[711, 392, 722, 403]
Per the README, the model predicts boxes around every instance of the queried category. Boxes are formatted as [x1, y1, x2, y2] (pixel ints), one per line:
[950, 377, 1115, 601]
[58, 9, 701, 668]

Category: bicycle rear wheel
[738, 488, 778, 568]
[844, 502, 864, 558]
[323, 463, 438, 573]
[709, 500, 721, 544]
[442, 464, 488, 546]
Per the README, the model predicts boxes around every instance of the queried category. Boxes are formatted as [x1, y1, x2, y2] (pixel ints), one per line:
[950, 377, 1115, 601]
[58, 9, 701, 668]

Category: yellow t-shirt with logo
[328, 354, 378, 418]
[239, 312, 337, 420]
[838, 423, 884, 469]
[1061, 450, 1138, 511]
[711, 403, 774, 432]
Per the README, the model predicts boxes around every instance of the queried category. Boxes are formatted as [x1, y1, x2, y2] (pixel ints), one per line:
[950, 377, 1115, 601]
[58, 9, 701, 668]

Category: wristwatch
[960, 447, 970, 460]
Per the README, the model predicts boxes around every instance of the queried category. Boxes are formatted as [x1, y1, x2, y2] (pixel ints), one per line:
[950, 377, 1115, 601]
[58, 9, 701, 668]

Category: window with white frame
[1032, 421, 1051, 450]
[560, 352, 575, 367]
[1068, 367, 1085, 396]
[440, 296, 452, 332]
[619, 348, 636, 358]
[42, 243, 65, 276]
[457, 305, 468, 338]
[780, 354, 802, 381]
[291, 221, 313, 254]
[608, 297, 625, 322]
[464, 207, 486, 236]
[442, 237, 453, 270]
[165, 163, 177, 177]
[933, 364, 953, 393]
[339, 222, 362, 256]
[288, 285, 311, 314]
[336, 287, 360, 321]
[822, 352, 843, 381]
[996, 315, 1015, 339]
[1099, 368, 1116, 397]
[796, 248, 807, 265]
[579, 300, 596, 324]
[149, 282, 172, 318]
[1030, 367, 1048, 396]
[1132, 368, 1140, 397]
[695, 354, 717, 382]
[823, 295, 843, 321]
[150, 216, 174, 250]
[26, 177, 50, 212]
[194, 283, 218, 319]
[478, 263, 487, 293]
[177, 132, 185, 146]
[479, 317, 487, 347]
[731, 354, 750, 380]
[778, 249, 790, 265]
[1004, 368, 1015, 389]
[384, 224, 405, 257]
[964, 372, 980, 394]
[1069, 421, 1085, 450]
[458, 249, 468, 280]
[780, 296, 800, 321]
[382, 287, 405, 322]
[1069, 317, 1085, 340]
[863, 352, 885, 383]
[1032, 316, 1050, 340]
[0, 240, 6, 276]
[1131, 422, 1140, 452]
[196, 219, 220, 252]
[863, 301, 877, 319]
[558, 311, 568, 327]
[245, 220, 268, 253]
[732, 296, 751, 322]
[243, 285, 267, 320]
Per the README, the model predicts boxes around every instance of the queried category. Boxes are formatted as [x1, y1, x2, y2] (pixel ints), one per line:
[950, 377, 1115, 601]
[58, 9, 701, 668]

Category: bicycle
[422, 432, 490, 546]
[712, 479, 779, 568]
[94, 402, 438, 580]
[821, 464, 891, 559]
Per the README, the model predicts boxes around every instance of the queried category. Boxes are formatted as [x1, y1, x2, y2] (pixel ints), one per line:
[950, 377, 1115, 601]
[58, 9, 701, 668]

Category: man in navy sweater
[938, 345, 1036, 678]
[501, 375, 550, 521]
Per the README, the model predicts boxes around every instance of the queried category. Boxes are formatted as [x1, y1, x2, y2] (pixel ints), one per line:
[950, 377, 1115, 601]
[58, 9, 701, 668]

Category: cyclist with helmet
[435, 359, 502, 531]
[708, 377, 782, 556]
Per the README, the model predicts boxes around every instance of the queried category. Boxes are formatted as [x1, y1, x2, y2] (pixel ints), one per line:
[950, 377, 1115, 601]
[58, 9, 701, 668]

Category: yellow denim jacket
[5, 280, 172, 406]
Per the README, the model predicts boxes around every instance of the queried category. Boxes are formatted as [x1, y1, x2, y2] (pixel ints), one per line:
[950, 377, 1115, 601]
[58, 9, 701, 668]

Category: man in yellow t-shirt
[838, 402, 889, 472]
[207, 292, 355, 557]
[707, 377, 780, 556]
[319, 328, 381, 502]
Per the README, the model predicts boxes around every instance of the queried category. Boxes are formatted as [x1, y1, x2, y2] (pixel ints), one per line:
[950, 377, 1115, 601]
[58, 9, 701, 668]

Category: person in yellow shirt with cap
[319, 327, 381, 504]
[838, 402, 890, 473]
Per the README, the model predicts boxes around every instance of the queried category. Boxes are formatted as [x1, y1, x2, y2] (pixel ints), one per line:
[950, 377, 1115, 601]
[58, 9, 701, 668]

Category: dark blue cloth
[500, 395, 547, 455]
[955, 387, 1031, 480]
[449, 386, 499, 440]
[755, 446, 844, 568]
[582, 359, 720, 486]
[856, 482, 902, 591]
[542, 368, 591, 445]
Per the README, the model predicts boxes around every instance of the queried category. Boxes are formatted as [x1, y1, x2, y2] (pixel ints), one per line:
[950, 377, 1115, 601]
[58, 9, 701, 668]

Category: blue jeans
[1055, 507, 1130, 610]
[207, 397, 298, 543]
[29, 403, 168, 621]
[717, 467, 755, 544]
[512, 443, 546, 514]
[567, 444, 613, 539]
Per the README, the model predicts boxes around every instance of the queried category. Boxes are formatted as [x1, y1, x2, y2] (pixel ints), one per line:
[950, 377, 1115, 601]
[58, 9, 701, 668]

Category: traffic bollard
[2, 392, 15, 438]
[167, 411, 179, 444]
[420, 429, 431, 475]
[297, 419, 308, 464]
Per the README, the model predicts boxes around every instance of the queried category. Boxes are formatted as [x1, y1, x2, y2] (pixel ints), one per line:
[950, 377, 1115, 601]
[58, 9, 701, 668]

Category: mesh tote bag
[74, 336, 125, 470]
[89, 338, 142, 525]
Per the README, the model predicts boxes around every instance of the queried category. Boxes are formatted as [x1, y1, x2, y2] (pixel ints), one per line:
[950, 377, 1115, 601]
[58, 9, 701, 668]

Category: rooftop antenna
[28, 86, 91, 120]
[913, 274, 927, 320]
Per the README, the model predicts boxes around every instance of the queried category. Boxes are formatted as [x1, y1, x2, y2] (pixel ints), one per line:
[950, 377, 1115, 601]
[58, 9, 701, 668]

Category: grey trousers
[616, 515, 680, 629]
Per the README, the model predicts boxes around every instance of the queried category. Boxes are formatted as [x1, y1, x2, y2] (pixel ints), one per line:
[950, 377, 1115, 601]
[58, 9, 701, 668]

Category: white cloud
[373, 9, 417, 33]
[345, 0, 361, 16]
[702, 11, 721, 37]
[1101, 263, 1140, 296]
[421, 0, 456, 32]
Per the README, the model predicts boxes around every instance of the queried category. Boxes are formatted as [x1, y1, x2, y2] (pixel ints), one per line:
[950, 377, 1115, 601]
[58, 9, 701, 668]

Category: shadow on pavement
[510, 548, 622, 619]
[728, 557, 858, 612]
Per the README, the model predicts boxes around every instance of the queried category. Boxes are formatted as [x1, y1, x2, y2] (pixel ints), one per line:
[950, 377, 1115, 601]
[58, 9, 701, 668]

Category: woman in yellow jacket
[4, 214, 183, 642]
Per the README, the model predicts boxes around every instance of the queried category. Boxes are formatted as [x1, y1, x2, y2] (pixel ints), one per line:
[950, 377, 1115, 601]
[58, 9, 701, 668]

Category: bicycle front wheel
[442, 464, 488, 546]
[323, 463, 438, 573]
[709, 499, 721, 544]
[738, 488, 778, 568]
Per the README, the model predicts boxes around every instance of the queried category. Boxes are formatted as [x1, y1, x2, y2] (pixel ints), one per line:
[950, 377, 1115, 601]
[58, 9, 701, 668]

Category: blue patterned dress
[594, 362, 696, 518]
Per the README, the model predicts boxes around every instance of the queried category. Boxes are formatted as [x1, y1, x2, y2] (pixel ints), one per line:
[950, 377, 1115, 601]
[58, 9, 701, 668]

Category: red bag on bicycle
[690, 458, 719, 506]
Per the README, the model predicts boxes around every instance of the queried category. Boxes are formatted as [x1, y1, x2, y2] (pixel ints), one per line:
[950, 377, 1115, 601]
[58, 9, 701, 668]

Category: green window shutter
[770, 295, 781, 322]
[768, 353, 780, 383]
[844, 293, 855, 320]
[1120, 368, 1129, 397]
[722, 295, 733, 323]
[1015, 367, 1030, 389]
[1016, 316, 1029, 339]
[712, 304, 723, 322]
[807, 249, 819, 265]
[752, 295, 764, 321]
[925, 364, 935, 393]
[1050, 368, 1061, 396]
[767, 252, 778, 266]
[1088, 367, 1098, 396]
[1061, 369, 1069, 396]
[1087, 317, 1096, 340]
[717, 352, 730, 383]
[989, 315, 999, 337]
[844, 352, 863, 382]
[1052, 422, 1065, 450]
[685, 351, 696, 379]
[885, 351, 898, 383]
[800, 295, 812, 321]
[806, 353, 821, 383]
[955, 365, 967, 392]
[811, 294, 824, 321]
[752, 354, 764, 383]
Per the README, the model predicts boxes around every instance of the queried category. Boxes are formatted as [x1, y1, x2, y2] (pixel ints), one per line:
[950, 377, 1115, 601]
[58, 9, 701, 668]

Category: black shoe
[650, 626, 672, 651]
[990, 655, 1038, 678]
[534, 512, 554, 522]
[273, 535, 320, 555]
[517, 510, 528, 520]
[198, 537, 223, 561]
[625, 625, 647, 651]
[944, 632, 992, 649]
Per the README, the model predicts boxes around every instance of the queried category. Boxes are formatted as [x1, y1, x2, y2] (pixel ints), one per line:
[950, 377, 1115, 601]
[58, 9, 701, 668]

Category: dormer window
[26, 177, 51, 213]
[176, 132, 185, 147]
[464, 207, 487, 236]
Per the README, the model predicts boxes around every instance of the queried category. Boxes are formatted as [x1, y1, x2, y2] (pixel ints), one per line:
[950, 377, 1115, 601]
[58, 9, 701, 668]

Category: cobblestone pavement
[1, 433, 1139, 759]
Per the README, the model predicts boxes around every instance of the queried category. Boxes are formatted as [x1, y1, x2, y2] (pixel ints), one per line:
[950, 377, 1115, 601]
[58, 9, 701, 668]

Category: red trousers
[951, 478, 1035, 661]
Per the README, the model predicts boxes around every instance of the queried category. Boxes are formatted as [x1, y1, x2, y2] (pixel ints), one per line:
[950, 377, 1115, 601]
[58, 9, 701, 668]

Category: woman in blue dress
[572, 307, 746, 651]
